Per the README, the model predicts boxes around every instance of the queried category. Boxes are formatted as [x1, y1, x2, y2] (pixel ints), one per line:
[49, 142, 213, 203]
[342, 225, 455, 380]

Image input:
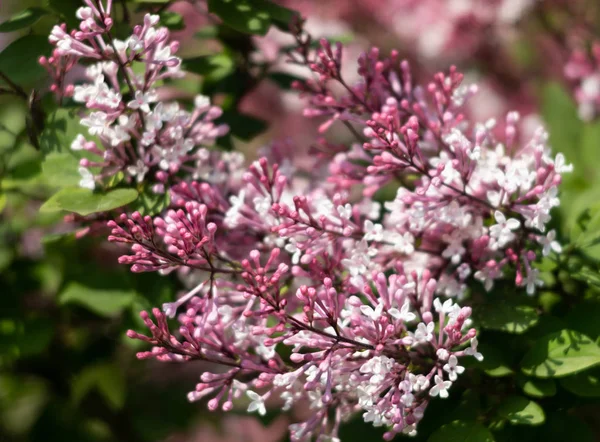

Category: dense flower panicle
[59, 9, 571, 441]
[565, 42, 600, 121]
[43, 1, 229, 192]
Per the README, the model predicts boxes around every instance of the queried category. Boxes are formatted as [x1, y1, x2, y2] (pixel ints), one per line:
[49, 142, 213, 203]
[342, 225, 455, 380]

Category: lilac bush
[39, 3, 577, 439]
[5, 0, 600, 441]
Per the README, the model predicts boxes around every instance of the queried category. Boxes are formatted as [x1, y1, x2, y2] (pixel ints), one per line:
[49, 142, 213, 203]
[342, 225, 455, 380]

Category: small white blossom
[489, 210, 520, 248]
[412, 322, 434, 344]
[524, 268, 543, 295]
[464, 337, 484, 361]
[363, 220, 384, 242]
[78, 167, 95, 190]
[429, 375, 452, 398]
[443, 355, 465, 381]
[127, 90, 158, 113]
[538, 230, 562, 256]
[246, 390, 267, 416]
[388, 301, 416, 323]
[436, 348, 450, 361]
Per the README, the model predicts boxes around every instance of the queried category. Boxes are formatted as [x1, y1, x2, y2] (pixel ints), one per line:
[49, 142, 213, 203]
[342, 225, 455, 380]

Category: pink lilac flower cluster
[338, 0, 535, 61]
[98, 23, 571, 438]
[41, 0, 229, 192]
[564, 42, 600, 121]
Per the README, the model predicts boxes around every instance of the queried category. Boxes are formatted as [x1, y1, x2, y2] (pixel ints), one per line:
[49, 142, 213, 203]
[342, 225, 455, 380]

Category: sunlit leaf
[0, 8, 48, 33]
[521, 329, 600, 378]
[39, 187, 138, 216]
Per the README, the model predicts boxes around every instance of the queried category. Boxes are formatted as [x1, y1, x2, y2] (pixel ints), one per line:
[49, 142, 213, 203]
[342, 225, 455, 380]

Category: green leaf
[0, 7, 48, 33]
[517, 376, 556, 398]
[428, 420, 495, 442]
[497, 396, 545, 426]
[0, 376, 49, 435]
[463, 343, 513, 377]
[559, 370, 600, 397]
[40, 187, 138, 216]
[72, 363, 126, 411]
[579, 120, 600, 185]
[59, 282, 136, 317]
[41, 152, 81, 188]
[541, 82, 581, 159]
[182, 53, 235, 81]
[0, 35, 50, 87]
[159, 11, 184, 30]
[128, 185, 170, 216]
[207, 0, 297, 35]
[39, 108, 85, 154]
[475, 301, 538, 334]
[521, 329, 600, 378]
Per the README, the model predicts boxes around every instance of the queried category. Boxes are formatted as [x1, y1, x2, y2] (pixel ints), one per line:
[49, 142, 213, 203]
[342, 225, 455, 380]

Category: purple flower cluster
[46, 5, 570, 440]
[42, 1, 228, 192]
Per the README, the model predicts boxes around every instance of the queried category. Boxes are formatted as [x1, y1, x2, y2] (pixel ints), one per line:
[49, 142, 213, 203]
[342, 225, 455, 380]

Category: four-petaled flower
[443, 355, 465, 381]
[246, 390, 267, 416]
[429, 375, 452, 398]
[464, 337, 484, 361]
[489, 210, 520, 248]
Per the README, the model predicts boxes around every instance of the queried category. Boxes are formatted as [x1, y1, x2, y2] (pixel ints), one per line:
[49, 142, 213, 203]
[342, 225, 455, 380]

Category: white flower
[76, 7, 93, 20]
[127, 35, 143, 52]
[408, 373, 430, 392]
[524, 268, 543, 295]
[464, 337, 484, 361]
[443, 355, 465, 381]
[429, 375, 452, 398]
[363, 220, 383, 242]
[224, 190, 246, 228]
[162, 302, 178, 319]
[442, 232, 465, 264]
[436, 348, 450, 361]
[127, 160, 149, 183]
[336, 203, 352, 220]
[246, 390, 267, 416]
[388, 231, 415, 254]
[412, 322, 434, 344]
[433, 298, 455, 314]
[489, 210, 520, 248]
[360, 302, 384, 321]
[194, 95, 211, 110]
[538, 230, 562, 256]
[400, 392, 415, 406]
[80, 111, 110, 136]
[71, 134, 86, 151]
[553, 153, 573, 173]
[388, 301, 416, 323]
[284, 239, 302, 264]
[127, 90, 157, 113]
[78, 167, 95, 190]
[360, 356, 394, 385]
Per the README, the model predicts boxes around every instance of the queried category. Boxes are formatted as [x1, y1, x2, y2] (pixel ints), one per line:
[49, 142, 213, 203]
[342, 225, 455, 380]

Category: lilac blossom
[63, 12, 574, 440]
[42, 1, 229, 192]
